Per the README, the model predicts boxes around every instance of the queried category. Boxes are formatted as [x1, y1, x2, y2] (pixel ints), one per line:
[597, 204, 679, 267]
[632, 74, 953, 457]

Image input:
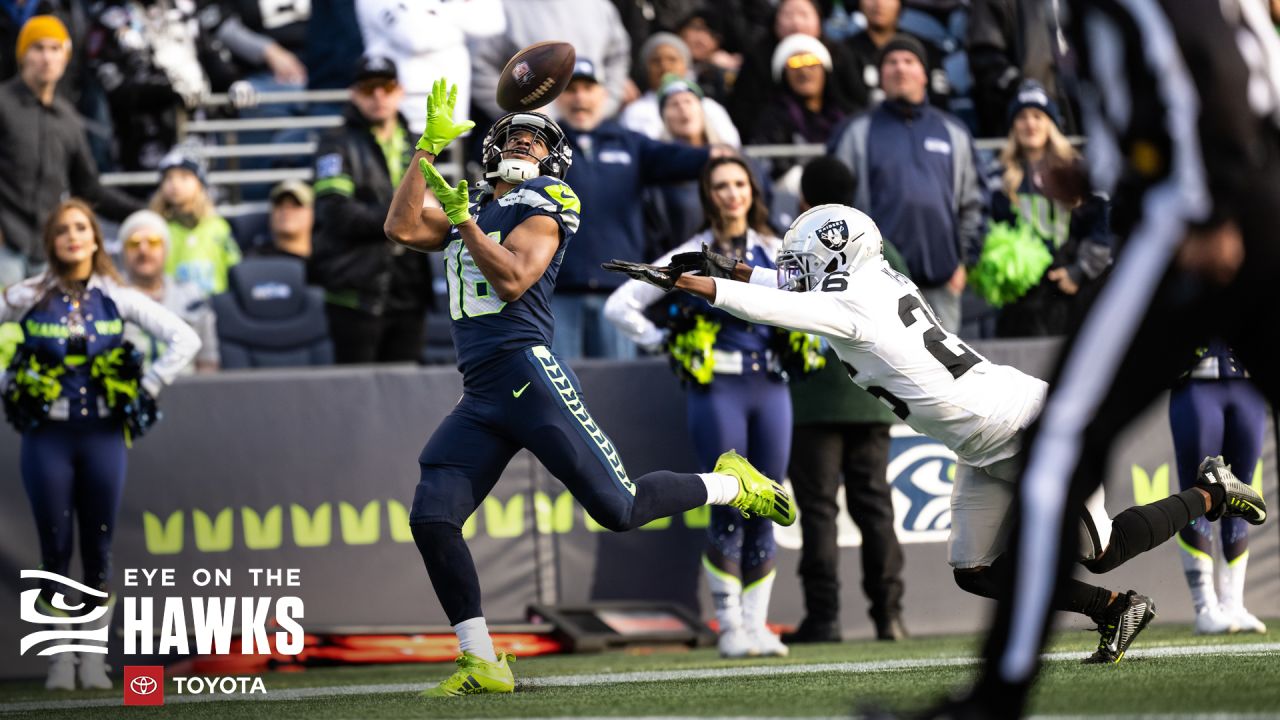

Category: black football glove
[668, 243, 737, 279]
[601, 259, 681, 290]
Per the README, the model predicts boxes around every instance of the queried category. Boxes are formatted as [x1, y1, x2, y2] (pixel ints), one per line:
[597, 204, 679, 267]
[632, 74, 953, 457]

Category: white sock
[1178, 537, 1218, 612]
[702, 556, 743, 631]
[700, 473, 740, 505]
[1217, 550, 1248, 612]
[742, 569, 777, 631]
[453, 617, 497, 661]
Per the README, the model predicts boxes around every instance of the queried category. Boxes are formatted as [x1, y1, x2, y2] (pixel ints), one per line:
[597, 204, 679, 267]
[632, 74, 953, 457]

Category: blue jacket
[558, 121, 709, 292]
[830, 99, 987, 288]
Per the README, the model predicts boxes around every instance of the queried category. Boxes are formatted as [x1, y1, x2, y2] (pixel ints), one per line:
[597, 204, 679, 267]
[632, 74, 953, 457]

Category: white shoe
[1227, 606, 1267, 634]
[749, 626, 789, 657]
[717, 627, 757, 659]
[45, 654, 76, 691]
[1193, 605, 1237, 635]
[77, 652, 112, 690]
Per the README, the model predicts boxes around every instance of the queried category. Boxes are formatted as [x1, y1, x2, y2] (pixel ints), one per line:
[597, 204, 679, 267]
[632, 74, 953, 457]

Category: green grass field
[1, 624, 1275, 719]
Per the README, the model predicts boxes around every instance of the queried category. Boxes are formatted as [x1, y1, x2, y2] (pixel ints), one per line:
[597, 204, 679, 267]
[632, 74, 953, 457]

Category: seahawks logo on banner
[817, 219, 849, 251]
[775, 427, 954, 550]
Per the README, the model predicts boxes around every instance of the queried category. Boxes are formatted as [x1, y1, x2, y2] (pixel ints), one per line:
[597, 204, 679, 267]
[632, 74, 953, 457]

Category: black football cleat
[1083, 590, 1156, 664]
[1197, 456, 1267, 525]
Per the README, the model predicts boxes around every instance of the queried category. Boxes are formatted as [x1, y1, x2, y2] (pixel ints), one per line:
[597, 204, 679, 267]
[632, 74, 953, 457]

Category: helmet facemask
[482, 112, 573, 185]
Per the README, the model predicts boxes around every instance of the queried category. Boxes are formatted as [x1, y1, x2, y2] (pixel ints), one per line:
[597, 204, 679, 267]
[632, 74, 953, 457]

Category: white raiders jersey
[713, 262, 1047, 467]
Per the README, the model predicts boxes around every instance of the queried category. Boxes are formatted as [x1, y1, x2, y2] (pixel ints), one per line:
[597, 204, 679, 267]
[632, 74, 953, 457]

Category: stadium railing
[98, 89, 1080, 209]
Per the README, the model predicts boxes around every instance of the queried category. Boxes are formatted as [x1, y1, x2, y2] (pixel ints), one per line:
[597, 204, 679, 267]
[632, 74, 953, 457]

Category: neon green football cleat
[715, 450, 796, 526]
[421, 652, 516, 697]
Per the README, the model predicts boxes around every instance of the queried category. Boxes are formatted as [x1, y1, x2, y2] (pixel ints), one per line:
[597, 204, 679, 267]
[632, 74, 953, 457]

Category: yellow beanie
[16, 15, 71, 62]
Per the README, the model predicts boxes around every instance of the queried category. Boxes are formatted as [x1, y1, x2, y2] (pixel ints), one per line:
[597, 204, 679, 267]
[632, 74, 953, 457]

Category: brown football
[496, 41, 576, 112]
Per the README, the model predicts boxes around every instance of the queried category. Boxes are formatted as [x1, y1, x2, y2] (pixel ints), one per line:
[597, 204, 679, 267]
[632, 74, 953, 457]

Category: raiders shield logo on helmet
[817, 219, 849, 251]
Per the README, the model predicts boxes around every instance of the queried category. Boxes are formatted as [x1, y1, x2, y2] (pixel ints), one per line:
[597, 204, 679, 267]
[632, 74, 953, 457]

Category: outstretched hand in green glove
[417, 78, 475, 156]
[420, 158, 471, 226]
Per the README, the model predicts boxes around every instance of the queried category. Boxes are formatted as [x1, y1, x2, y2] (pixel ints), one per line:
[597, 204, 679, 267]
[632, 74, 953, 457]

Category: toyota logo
[130, 676, 158, 695]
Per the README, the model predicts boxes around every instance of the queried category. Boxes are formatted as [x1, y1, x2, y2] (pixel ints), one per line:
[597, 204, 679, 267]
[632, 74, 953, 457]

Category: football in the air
[496, 41, 576, 112]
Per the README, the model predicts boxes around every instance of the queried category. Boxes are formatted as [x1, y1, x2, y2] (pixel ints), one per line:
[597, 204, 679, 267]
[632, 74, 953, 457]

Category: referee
[921, 1, 1280, 717]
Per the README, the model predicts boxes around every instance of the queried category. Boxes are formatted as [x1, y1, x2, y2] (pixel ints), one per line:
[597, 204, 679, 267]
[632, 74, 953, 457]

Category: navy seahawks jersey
[446, 175, 581, 379]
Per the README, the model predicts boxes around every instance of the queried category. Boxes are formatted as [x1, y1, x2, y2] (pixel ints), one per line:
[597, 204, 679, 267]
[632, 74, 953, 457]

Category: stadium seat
[212, 257, 333, 368]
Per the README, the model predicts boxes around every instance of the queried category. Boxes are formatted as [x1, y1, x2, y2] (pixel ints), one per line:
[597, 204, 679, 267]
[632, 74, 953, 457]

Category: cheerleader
[1, 199, 199, 690]
[607, 157, 816, 657]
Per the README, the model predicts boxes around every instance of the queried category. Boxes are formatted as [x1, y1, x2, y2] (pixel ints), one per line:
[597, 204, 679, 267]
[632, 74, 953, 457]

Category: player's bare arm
[673, 273, 717, 301]
[458, 214, 560, 302]
[384, 149, 453, 251]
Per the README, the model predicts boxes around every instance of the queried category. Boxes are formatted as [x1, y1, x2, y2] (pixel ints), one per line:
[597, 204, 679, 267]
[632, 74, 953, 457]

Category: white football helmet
[777, 204, 884, 291]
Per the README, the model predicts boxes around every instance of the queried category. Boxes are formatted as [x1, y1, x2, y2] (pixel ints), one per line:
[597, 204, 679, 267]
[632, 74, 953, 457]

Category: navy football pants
[21, 421, 126, 600]
[1169, 378, 1266, 562]
[410, 346, 708, 624]
[688, 373, 791, 586]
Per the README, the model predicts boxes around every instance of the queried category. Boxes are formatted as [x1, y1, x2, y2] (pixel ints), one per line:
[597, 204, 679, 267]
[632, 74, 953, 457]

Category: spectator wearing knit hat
[750, 34, 853, 180]
[844, 0, 951, 112]
[119, 209, 220, 373]
[725, 0, 860, 140]
[620, 32, 740, 146]
[148, 151, 241, 296]
[0, 14, 144, 287]
[967, 0, 1076, 138]
[829, 33, 987, 333]
[988, 80, 1111, 338]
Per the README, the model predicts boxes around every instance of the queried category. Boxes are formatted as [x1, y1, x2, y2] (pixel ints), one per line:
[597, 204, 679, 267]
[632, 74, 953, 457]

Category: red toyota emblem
[124, 666, 164, 706]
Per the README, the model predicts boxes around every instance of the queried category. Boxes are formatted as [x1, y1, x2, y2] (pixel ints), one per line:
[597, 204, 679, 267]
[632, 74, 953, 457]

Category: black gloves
[668, 243, 737, 279]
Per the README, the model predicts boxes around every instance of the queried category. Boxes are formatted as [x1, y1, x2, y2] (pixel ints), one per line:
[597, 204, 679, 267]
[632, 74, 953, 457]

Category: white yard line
[0, 641, 1275, 714]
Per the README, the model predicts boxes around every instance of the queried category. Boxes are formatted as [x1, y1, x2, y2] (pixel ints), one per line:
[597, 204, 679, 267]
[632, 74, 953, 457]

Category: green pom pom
[969, 221, 1054, 307]
[0, 322, 22, 370]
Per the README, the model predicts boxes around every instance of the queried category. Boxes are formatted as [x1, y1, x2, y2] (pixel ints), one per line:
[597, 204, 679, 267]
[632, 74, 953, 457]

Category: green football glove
[417, 78, 475, 156]
[420, 158, 470, 225]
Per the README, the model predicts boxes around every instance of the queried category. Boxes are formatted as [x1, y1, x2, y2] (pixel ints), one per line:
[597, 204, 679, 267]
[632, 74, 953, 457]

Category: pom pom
[969, 221, 1054, 307]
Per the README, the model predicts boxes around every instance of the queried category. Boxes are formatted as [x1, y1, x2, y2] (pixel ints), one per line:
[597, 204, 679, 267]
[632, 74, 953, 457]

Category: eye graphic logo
[124, 666, 165, 706]
[816, 219, 850, 251]
[18, 570, 110, 657]
[774, 428, 955, 551]
[887, 432, 956, 541]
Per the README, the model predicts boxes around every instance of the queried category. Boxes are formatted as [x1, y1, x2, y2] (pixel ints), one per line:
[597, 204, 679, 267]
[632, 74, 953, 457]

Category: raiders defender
[382, 79, 795, 697]
[606, 203, 1266, 664]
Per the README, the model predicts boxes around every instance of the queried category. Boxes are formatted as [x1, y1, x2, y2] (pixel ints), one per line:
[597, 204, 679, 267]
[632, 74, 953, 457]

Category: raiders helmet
[776, 204, 884, 292]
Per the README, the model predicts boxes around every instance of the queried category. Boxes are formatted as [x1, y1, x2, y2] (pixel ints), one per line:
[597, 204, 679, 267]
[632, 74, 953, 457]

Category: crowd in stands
[9, 0, 1276, 372]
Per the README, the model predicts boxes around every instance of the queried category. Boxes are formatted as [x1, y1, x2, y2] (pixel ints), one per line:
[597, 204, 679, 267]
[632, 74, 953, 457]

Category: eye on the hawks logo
[512, 61, 534, 87]
[18, 570, 110, 656]
[816, 219, 850, 251]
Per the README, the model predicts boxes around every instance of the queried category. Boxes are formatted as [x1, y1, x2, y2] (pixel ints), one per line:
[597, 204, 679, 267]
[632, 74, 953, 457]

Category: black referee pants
[973, 172, 1280, 717]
